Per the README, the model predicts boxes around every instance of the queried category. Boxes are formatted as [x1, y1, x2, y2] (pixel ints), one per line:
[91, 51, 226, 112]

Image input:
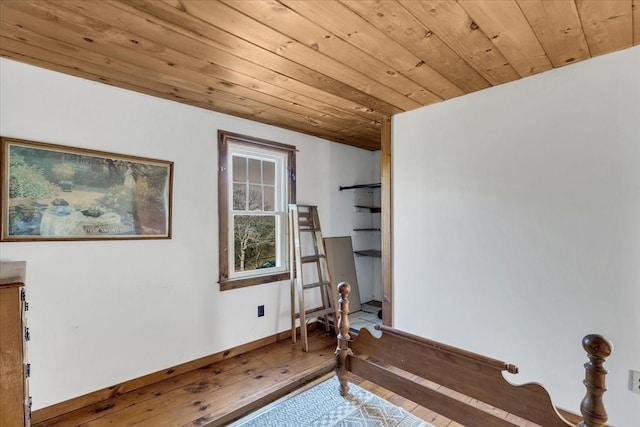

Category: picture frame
[1, 137, 173, 241]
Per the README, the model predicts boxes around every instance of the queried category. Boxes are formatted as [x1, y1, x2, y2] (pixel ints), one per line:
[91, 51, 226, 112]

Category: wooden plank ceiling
[0, 1, 637, 150]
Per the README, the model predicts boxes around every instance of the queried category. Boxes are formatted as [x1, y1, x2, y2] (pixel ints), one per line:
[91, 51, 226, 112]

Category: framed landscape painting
[1, 137, 173, 241]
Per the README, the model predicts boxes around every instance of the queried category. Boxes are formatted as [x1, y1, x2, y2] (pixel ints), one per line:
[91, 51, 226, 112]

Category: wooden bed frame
[334, 283, 612, 427]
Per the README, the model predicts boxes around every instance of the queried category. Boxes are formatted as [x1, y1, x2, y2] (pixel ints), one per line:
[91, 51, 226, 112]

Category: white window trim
[218, 130, 296, 291]
[226, 144, 288, 280]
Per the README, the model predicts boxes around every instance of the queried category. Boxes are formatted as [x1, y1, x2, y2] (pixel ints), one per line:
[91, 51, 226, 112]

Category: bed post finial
[579, 334, 612, 427]
[335, 282, 352, 396]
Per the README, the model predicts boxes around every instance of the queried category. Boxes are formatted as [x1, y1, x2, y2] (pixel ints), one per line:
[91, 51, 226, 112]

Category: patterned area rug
[230, 376, 434, 427]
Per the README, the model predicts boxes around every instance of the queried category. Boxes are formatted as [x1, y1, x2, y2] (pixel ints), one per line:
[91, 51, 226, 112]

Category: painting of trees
[2, 138, 172, 240]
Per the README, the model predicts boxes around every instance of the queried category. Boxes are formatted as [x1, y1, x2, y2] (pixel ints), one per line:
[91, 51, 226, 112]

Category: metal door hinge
[25, 363, 31, 378]
[25, 327, 30, 341]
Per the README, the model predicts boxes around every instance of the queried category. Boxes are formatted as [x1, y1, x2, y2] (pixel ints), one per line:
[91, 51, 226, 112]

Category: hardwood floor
[33, 330, 337, 427]
[33, 328, 561, 427]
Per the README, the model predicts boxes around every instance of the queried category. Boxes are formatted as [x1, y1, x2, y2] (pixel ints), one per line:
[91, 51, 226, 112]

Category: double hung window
[218, 131, 296, 290]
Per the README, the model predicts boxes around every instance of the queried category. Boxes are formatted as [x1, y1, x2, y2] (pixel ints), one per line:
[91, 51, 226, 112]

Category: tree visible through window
[232, 155, 276, 272]
[218, 131, 296, 290]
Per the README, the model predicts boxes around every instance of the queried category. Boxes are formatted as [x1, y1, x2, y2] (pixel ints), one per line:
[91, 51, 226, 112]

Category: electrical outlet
[257, 305, 265, 317]
[631, 370, 640, 395]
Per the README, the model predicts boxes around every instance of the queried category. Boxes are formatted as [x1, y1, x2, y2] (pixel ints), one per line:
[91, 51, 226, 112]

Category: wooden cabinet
[1, 261, 30, 427]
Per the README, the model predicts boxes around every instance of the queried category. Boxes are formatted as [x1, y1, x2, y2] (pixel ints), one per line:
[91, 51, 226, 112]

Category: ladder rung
[309, 307, 337, 317]
[302, 281, 330, 290]
[301, 255, 325, 263]
[300, 228, 320, 232]
[294, 306, 336, 319]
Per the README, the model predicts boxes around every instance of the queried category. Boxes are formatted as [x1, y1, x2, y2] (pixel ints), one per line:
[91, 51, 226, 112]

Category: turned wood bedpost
[335, 282, 352, 396]
[579, 334, 613, 427]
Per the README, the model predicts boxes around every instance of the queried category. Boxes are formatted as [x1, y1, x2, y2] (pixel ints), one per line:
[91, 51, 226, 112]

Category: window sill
[219, 272, 290, 291]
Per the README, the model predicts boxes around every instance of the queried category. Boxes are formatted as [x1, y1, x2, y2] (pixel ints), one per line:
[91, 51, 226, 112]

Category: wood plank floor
[32, 328, 567, 427]
[33, 330, 337, 427]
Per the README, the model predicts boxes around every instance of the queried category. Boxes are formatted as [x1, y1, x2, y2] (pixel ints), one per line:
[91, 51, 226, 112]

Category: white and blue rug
[230, 376, 433, 427]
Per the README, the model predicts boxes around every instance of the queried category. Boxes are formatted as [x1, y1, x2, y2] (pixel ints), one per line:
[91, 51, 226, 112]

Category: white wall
[0, 59, 375, 409]
[393, 46, 640, 426]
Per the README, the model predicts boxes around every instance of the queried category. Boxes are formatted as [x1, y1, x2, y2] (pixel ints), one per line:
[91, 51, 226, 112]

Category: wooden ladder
[288, 204, 339, 352]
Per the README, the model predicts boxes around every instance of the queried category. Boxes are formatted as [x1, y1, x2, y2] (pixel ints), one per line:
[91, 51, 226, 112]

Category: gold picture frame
[1, 137, 173, 241]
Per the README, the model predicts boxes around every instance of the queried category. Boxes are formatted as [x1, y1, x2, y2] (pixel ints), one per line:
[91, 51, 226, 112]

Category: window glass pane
[233, 215, 276, 272]
[232, 155, 247, 182]
[248, 184, 262, 210]
[233, 183, 246, 210]
[264, 186, 275, 211]
[263, 161, 275, 185]
[248, 158, 262, 184]
[219, 131, 296, 289]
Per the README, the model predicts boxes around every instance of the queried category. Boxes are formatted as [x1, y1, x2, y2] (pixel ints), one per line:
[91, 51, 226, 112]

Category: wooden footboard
[334, 282, 612, 427]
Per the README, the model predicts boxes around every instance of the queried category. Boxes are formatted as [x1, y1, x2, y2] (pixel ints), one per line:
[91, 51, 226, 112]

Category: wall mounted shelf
[354, 249, 382, 257]
[355, 205, 381, 213]
[342, 183, 382, 282]
[339, 183, 381, 191]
